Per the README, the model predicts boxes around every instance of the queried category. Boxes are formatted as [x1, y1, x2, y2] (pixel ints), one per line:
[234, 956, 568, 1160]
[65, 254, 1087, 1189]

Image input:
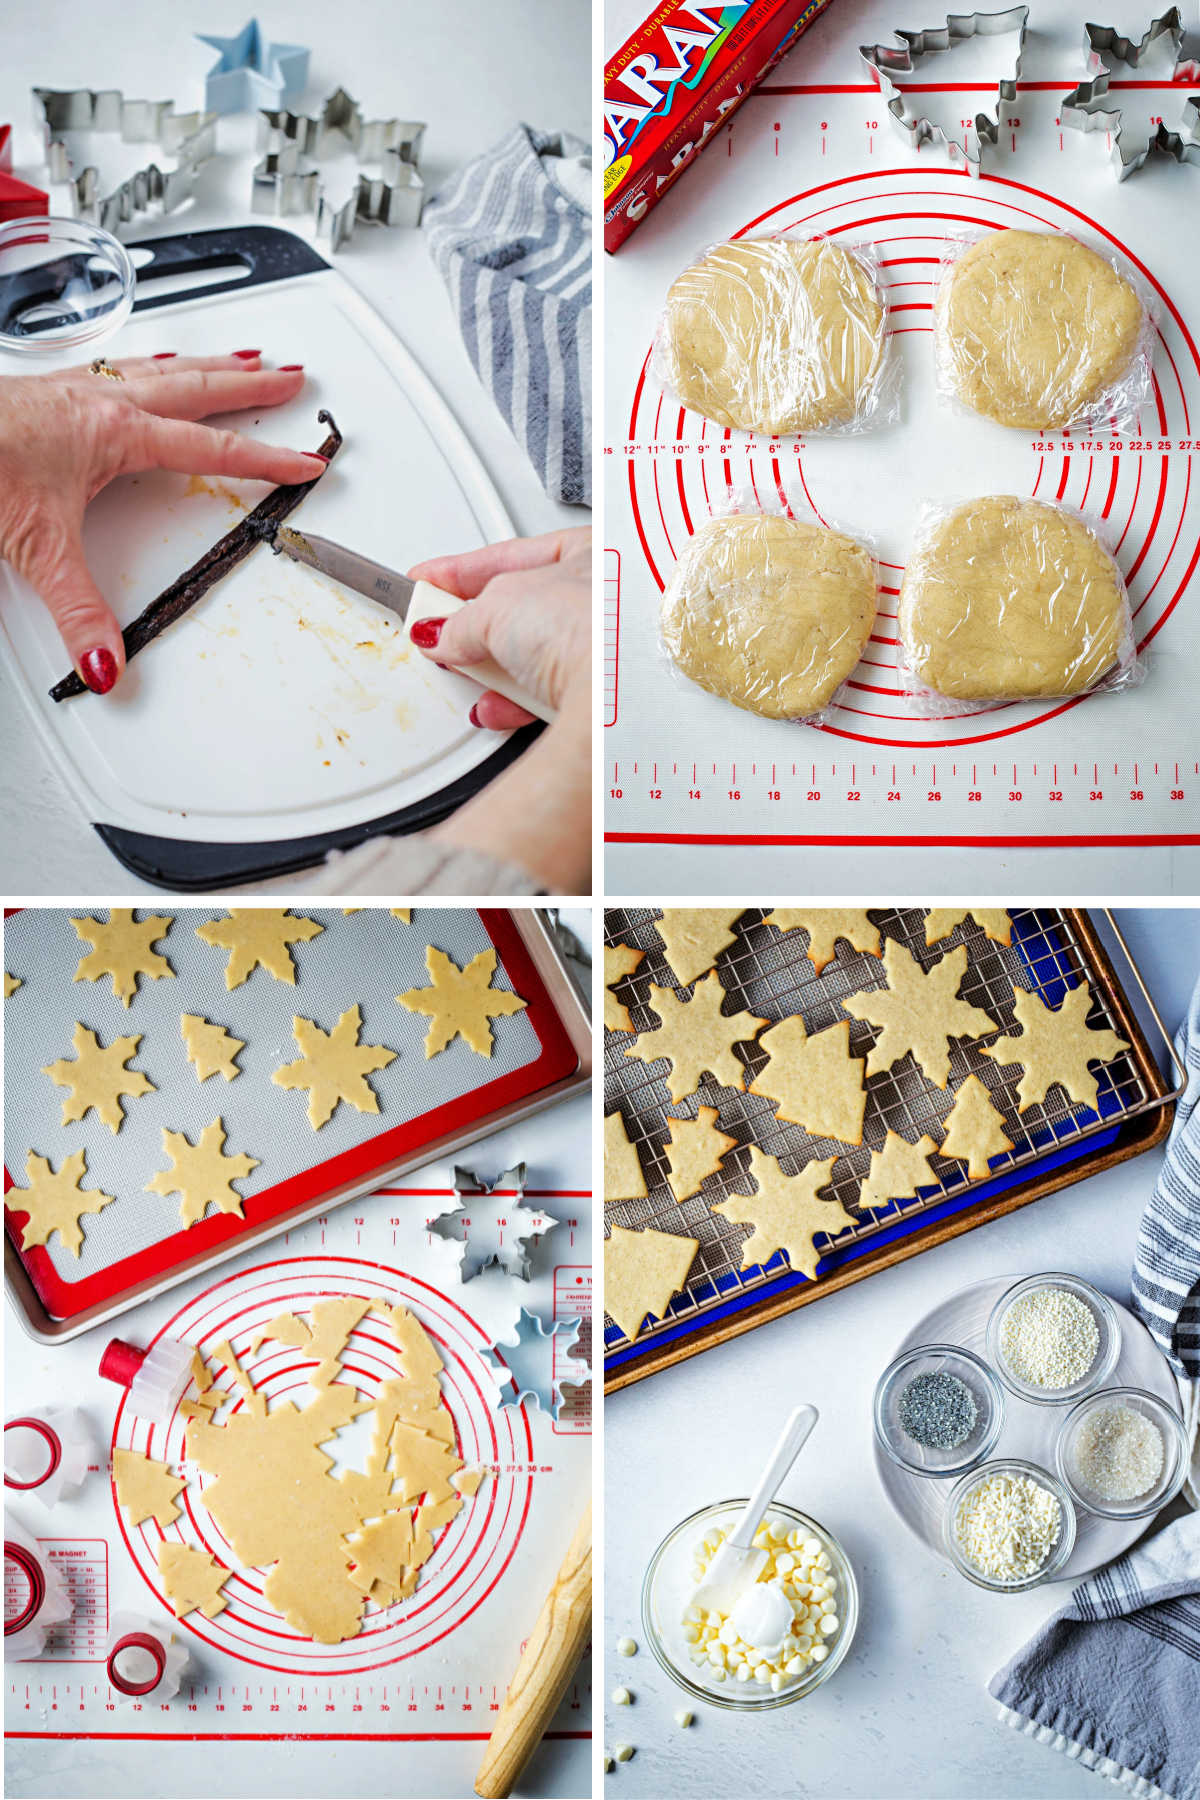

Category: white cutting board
[0, 239, 515, 860]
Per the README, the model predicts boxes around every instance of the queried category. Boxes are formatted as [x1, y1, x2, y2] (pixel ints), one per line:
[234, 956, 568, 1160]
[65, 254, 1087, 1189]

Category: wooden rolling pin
[475, 1503, 592, 1799]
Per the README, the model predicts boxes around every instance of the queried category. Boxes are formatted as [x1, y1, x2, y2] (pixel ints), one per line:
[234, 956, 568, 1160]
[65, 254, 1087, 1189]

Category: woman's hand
[0, 353, 328, 693]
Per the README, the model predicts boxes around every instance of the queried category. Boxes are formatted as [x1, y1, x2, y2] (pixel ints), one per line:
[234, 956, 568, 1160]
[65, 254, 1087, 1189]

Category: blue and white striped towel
[424, 124, 591, 507]
[1133, 972, 1200, 1379]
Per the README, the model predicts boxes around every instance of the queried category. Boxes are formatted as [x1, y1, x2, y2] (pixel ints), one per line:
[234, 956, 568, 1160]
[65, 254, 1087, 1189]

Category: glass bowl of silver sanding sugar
[874, 1343, 1005, 1478]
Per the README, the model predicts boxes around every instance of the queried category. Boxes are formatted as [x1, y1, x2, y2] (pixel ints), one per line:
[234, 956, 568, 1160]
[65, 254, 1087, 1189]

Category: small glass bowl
[943, 1458, 1077, 1591]
[0, 216, 135, 354]
[987, 1272, 1121, 1406]
[874, 1343, 1005, 1478]
[1056, 1386, 1190, 1520]
[640, 1499, 859, 1711]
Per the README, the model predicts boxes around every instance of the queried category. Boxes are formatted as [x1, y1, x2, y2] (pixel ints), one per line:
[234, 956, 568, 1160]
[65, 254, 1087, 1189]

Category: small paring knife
[269, 526, 554, 724]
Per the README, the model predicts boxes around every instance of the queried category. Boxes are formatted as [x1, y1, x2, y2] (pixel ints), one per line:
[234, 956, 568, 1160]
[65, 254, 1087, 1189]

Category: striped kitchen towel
[1132, 971, 1200, 1379]
[424, 124, 591, 507]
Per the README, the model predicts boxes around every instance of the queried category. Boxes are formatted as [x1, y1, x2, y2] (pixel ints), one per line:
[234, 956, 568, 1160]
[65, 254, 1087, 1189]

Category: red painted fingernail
[409, 617, 445, 649]
[279, 363, 303, 372]
[468, 702, 485, 728]
[434, 661, 451, 671]
[308, 452, 330, 464]
[233, 349, 261, 360]
[152, 351, 177, 360]
[80, 647, 118, 695]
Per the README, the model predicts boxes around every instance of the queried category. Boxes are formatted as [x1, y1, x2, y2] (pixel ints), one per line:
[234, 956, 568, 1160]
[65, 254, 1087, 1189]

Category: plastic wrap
[897, 495, 1140, 712]
[653, 234, 896, 437]
[934, 227, 1155, 432]
[659, 496, 878, 722]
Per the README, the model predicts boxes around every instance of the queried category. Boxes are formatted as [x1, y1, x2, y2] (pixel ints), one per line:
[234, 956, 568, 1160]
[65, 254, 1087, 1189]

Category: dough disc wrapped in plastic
[898, 496, 1133, 702]
[936, 229, 1145, 429]
[656, 237, 887, 434]
[661, 512, 876, 719]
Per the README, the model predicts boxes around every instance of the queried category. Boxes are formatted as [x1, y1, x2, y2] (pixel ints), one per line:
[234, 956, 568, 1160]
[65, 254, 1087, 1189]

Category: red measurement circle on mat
[628, 168, 1200, 751]
[110, 1257, 533, 1678]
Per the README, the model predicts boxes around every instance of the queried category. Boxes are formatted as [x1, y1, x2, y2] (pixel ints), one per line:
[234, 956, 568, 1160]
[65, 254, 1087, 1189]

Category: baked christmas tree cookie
[748, 1016, 866, 1144]
[762, 909, 881, 974]
[604, 943, 645, 1033]
[940, 1074, 1015, 1179]
[605, 1110, 648, 1204]
[664, 1105, 738, 1202]
[856, 1129, 942, 1212]
[653, 910, 744, 985]
[605, 1224, 698, 1341]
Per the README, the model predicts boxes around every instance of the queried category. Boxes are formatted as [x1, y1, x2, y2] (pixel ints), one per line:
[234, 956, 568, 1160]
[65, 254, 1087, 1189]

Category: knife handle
[408, 581, 556, 725]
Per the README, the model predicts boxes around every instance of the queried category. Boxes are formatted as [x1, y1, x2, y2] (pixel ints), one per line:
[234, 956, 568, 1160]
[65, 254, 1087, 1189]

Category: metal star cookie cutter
[1061, 10, 1200, 180]
[859, 5, 1029, 177]
[481, 1307, 587, 1417]
[428, 1162, 558, 1283]
[251, 87, 425, 249]
[33, 88, 216, 234]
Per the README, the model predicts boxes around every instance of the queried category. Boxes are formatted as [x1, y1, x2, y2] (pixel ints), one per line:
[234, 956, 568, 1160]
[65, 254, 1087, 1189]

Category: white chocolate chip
[614, 1743, 634, 1762]
[819, 1612, 840, 1636]
[810, 1643, 828, 1662]
[616, 1636, 637, 1657]
[612, 1686, 632, 1706]
[604, 1754, 614, 1773]
[675, 1708, 694, 1728]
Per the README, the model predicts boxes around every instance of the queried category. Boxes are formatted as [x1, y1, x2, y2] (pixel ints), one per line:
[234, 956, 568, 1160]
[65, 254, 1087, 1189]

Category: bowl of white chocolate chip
[640, 1500, 858, 1710]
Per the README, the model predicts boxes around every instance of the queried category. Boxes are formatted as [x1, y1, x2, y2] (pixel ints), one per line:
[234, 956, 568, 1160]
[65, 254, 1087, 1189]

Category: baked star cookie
[8, 1148, 115, 1256]
[196, 909, 324, 988]
[940, 1074, 1015, 1180]
[748, 1016, 866, 1144]
[714, 1146, 853, 1280]
[653, 910, 743, 986]
[857, 1130, 942, 1213]
[273, 1005, 398, 1127]
[661, 513, 876, 720]
[664, 1106, 738, 1202]
[71, 909, 174, 1006]
[925, 909, 1012, 948]
[843, 940, 999, 1088]
[43, 1023, 155, 1132]
[658, 236, 886, 434]
[624, 973, 768, 1104]
[397, 947, 527, 1057]
[146, 1119, 261, 1227]
[763, 909, 881, 975]
[937, 228, 1144, 429]
[605, 1224, 698, 1342]
[604, 943, 645, 1033]
[981, 982, 1130, 1112]
[181, 1014, 245, 1082]
[605, 1110, 648, 1204]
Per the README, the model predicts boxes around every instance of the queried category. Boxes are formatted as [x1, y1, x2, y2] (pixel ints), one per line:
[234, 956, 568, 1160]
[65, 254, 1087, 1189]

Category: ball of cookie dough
[899, 496, 1131, 700]
[937, 229, 1145, 429]
[661, 513, 876, 719]
[657, 237, 886, 434]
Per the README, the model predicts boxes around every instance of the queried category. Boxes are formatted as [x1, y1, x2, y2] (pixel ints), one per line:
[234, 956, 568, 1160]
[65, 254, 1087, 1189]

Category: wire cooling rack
[603, 907, 1175, 1362]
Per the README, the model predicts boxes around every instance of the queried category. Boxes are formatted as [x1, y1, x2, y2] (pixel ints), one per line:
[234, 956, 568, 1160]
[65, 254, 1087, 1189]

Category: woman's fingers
[35, 539, 126, 693]
[138, 415, 329, 484]
[124, 364, 307, 422]
[51, 352, 267, 385]
[407, 529, 574, 599]
[468, 690, 537, 731]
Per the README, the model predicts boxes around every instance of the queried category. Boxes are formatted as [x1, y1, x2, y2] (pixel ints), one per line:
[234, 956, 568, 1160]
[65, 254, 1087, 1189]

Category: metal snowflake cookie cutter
[1061, 10, 1200, 180]
[252, 87, 426, 249]
[481, 1307, 586, 1418]
[33, 88, 216, 233]
[859, 5, 1029, 177]
[196, 18, 309, 115]
[428, 1163, 558, 1283]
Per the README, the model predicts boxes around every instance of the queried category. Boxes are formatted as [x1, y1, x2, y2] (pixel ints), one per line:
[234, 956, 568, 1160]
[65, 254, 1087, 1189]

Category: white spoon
[693, 1402, 819, 1624]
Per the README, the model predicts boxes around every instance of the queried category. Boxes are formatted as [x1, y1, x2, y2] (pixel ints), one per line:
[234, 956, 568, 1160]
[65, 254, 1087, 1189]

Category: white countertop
[603, 906, 1199, 1800]
[0, 0, 588, 894]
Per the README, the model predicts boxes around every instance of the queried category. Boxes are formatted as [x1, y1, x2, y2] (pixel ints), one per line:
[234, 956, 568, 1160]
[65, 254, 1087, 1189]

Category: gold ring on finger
[88, 358, 124, 380]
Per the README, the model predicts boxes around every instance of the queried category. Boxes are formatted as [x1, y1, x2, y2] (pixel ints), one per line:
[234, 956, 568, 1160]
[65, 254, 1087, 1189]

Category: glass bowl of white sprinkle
[987, 1273, 1121, 1406]
[944, 1458, 1077, 1591]
[1056, 1386, 1190, 1520]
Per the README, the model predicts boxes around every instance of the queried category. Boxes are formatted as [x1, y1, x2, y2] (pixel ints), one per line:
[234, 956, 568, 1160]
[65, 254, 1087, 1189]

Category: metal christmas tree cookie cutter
[32, 88, 216, 234]
[859, 5, 1029, 177]
[251, 86, 426, 249]
[1061, 9, 1200, 180]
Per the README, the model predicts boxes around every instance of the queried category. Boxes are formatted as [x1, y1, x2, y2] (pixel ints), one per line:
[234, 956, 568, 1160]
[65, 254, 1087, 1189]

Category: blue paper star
[196, 18, 309, 114]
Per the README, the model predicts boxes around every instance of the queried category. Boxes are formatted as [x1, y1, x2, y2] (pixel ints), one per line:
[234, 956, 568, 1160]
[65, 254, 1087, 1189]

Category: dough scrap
[980, 982, 1131, 1113]
[857, 1130, 942, 1212]
[749, 1016, 866, 1144]
[605, 1109, 648, 1204]
[8, 1148, 115, 1257]
[661, 513, 875, 720]
[604, 943, 646, 1033]
[624, 973, 767, 1105]
[664, 1105, 738, 1202]
[196, 909, 324, 988]
[156, 1541, 230, 1619]
[659, 235, 886, 434]
[181, 1013, 245, 1082]
[113, 1447, 185, 1528]
[763, 908, 881, 975]
[605, 1224, 698, 1341]
[4, 973, 21, 997]
[71, 909, 174, 1007]
[940, 1074, 1015, 1180]
[925, 909, 1012, 948]
[843, 940, 999, 1088]
[273, 1004, 397, 1128]
[250, 1312, 312, 1355]
[43, 1023, 155, 1132]
[145, 1119, 261, 1228]
[714, 1146, 852, 1280]
[345, 908, 412, 921]
[899, 497, 1130, 700]
[653, 910, 743, 986]
[397, 946, 528, 1057]
[938, 228, 1144, 429]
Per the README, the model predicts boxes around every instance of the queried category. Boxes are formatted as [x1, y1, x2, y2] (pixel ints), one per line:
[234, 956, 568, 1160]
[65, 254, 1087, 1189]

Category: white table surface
[603, 906, 1199, 1800]
[0, 0, 588, 895]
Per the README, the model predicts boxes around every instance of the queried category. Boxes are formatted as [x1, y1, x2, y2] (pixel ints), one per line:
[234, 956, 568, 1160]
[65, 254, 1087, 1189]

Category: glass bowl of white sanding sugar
[987, 1273, 1121, 1406]
[1056, 1387, 1190, 1520]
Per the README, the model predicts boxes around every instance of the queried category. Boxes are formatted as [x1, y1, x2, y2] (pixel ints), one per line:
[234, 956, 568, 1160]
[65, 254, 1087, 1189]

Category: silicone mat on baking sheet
[603, 906, 1169, 1364]
[3, 908, 578, 1321]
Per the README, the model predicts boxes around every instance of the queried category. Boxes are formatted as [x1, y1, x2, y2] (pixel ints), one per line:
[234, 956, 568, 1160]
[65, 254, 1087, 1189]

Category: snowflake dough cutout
[8, 1148, 115, 1256]
[146, 1118, 261, 1227]
[4, 973, 21, 997]
[925, 908, 1012, 947]
[273, 1004, 397, 1128]
[605, 1110, 648, 1203]
[653, 909, 744, 985]
[624, 973, 767, 1104]
[857, 1129, 942, 1213]
[843, 940, 999, 1088]
[71, 909, 175, 1006]
[482, 1307, 585, 1416]
[196, 908, 324, 988]
[763, 909, 881, 974]
[397, 946, 528, 1057]
[181, 1013, 245, 1082]
[43, 1023, 155, 1132]
[112, 1448, 186, 1528]
[714, 1146, 852, 1280]
[981, 982, 1131, 1113]
[749, 1016, 866, 1144]
[428, 1163, 557, 1282]
[940, 1074, 1015, 1179]
[156, 1541, 230, 1619]
[664, 1105, 738, 1202]
[605, 1223, 698, 1341]
[604, 943, 645, 1033]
